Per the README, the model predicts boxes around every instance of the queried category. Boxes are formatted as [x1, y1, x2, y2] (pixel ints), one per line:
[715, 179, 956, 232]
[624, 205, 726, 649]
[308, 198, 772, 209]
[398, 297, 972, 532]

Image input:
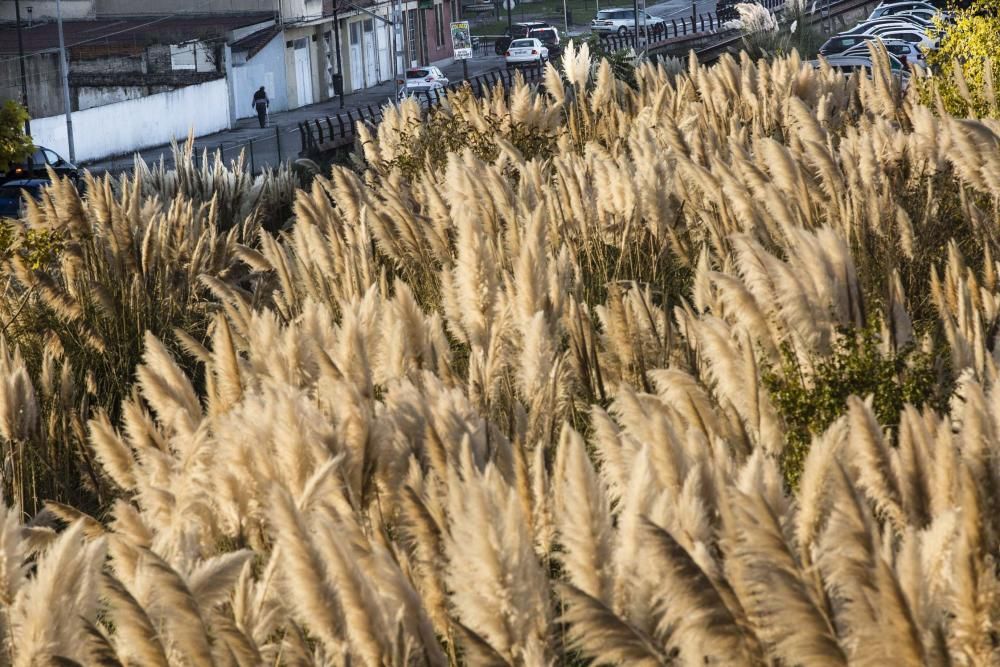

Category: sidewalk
[84, 55, 507, 177]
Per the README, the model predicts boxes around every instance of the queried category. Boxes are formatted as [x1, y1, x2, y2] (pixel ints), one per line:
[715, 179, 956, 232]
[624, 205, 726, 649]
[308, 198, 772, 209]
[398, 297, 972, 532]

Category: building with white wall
[30, 77, 232, 162]
[273, 0, 456, 110]
[230, 25, 289, 119]
[0, 13, 275, 118]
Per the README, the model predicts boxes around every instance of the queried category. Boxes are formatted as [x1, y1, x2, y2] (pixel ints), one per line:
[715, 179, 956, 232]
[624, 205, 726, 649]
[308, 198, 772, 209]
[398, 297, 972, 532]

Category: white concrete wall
[30, 78, 231, 163]
[0, 0, 94, 21]
[77, 85, 150, 111]
[232, 33, 289, 119]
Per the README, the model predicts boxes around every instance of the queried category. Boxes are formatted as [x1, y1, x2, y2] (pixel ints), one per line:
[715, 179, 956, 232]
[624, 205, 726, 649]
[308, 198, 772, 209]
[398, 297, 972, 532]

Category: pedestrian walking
[252, 86, 270, 128]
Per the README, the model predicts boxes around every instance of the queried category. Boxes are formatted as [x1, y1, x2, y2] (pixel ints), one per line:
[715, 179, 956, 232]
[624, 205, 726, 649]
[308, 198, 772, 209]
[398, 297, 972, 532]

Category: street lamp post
[632, 0, 639, 46]
[14, 0, 30, 135]
[56, 0, 76, 162]
[332, 7, 345, 108]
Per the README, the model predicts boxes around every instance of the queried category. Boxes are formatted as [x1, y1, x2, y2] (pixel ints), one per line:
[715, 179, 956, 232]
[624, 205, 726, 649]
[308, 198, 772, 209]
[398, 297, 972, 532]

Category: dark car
[818, 33, 877, 56]
[0, 179, 49, 219]
[495, 21, 551, 55]
[2, 146, 78, 186]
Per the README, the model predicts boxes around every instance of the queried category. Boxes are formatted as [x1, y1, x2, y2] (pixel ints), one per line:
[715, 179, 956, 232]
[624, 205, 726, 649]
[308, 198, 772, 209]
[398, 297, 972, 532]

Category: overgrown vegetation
[0, 146, 296, 514]
[380, 86, 559, 178]
[764, 324, 950, 488]
[0, 100, 32, 171]
[921, 0, 1000, 117]
[0, 39, 999, 667]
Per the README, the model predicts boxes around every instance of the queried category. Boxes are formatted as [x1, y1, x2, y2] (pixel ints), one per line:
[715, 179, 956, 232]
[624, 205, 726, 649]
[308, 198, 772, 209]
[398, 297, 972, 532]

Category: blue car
[2, 147, 78, 186]
[0, 179, 49, 219]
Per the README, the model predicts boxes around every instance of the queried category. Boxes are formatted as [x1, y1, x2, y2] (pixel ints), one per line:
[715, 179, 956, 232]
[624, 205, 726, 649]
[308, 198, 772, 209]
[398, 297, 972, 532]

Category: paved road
[84, 55, 507, 177]
[83, 0, 717, 178]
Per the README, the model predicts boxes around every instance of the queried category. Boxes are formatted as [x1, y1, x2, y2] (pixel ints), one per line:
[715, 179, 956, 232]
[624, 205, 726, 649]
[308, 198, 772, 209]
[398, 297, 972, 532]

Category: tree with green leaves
[0, 100, 33, 172]
[921, 0, 1000, 117]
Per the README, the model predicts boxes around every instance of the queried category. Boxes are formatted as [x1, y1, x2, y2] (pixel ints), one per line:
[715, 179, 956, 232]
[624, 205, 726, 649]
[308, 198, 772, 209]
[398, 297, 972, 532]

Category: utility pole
[506, 0, 513, 36]
[389, 2, 399, 102]
[56, 0, 75, 162]
[14, 0, 30, 135]
[333, 7, 345, 108]
[639, 0, 646, 46]
[632, 0, 639, 44]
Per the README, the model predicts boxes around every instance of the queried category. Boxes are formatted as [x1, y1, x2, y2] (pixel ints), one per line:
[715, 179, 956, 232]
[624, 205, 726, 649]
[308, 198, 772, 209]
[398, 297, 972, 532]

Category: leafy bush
[921, 0, 1000, 117]
[0, 100, 32, 171]
[764, 324, 951, 489]
[379, 87, 559, 178]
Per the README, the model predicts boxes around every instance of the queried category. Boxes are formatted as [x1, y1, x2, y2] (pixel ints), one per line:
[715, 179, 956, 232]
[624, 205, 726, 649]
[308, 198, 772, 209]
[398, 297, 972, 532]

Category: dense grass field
[0, 39, 999, 665]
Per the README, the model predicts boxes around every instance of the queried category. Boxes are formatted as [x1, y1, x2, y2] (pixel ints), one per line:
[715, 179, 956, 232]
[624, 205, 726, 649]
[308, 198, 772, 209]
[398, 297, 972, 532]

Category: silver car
[841, 38, 925, 67]
[591, 8, 667, 37]
[396, 66, 449, 100]
[505, 38, 549, 67]
[810, 53, 912, 89]
[869, 0, 951, 19]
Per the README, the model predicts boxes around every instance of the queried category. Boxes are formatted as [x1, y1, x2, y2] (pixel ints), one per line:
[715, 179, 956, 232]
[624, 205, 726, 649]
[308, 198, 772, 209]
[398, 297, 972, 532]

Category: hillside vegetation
[1, 44, 999, 665]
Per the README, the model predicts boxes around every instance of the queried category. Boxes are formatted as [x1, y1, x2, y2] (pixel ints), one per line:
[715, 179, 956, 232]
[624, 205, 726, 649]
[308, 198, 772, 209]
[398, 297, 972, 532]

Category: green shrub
[763, 323, 951, 489]
[0, 100, 32, 171]
[381, 89, 558, 178]
[920, 0, 1000, 118]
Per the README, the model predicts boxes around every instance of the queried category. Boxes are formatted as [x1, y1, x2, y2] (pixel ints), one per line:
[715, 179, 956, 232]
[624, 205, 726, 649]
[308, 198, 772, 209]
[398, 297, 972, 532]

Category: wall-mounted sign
[450, 21, 473, 59]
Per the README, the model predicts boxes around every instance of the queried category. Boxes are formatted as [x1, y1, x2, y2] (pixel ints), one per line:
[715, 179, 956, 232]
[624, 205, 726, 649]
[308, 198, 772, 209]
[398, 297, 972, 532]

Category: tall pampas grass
[0, 40, 998, 667]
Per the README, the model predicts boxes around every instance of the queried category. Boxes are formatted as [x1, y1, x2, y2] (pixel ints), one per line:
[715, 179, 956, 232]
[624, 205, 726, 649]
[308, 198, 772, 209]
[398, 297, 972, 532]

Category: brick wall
[423, 0, 454, 64]
[146, 45, 173, 74]
[71, 54, 146, 75]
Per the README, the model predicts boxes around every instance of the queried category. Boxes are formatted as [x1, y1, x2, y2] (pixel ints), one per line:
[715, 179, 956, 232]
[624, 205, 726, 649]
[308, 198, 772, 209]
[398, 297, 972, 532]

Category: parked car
[846, 14, 934, 31]
[841, 38, 925, 66]
[504, 38, 548, 67]
[869, 0, 948, 18]
[590, 8, 666, 37]
[819, 33, 879, 56]
[494, 21, 551, 55]
[853, 24, 937, 51]
[2, 146, 78, 186]
[820, 33, 927, 62]
[0, 178, 49, 219]
[896, 8, 949, 22]
[810, 53, 911, 86]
